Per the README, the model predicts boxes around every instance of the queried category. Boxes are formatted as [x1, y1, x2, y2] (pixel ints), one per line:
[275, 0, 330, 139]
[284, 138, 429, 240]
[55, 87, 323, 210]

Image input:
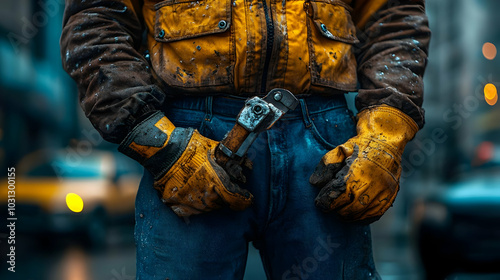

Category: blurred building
[403, 0, 500, 191]
[0, 0, 123, 173]
[0, 0, 77, 170]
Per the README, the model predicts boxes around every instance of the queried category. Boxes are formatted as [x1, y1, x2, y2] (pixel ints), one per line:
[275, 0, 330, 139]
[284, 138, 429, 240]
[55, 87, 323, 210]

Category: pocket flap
[310, 0, 359, 44]
[154, 0, 231, 43]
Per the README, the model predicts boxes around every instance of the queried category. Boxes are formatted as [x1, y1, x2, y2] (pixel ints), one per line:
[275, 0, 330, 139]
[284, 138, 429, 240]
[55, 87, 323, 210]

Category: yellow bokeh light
[483, 42, 497, 60]
[486, 93, 498, 106]
[66, 193, 84, 213]
[484, 83, 497, 100]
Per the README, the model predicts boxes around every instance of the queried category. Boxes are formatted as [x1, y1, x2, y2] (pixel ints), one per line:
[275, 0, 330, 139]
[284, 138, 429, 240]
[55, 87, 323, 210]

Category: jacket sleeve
[352, 0, 431, 128]
[60, 0, 165, 143]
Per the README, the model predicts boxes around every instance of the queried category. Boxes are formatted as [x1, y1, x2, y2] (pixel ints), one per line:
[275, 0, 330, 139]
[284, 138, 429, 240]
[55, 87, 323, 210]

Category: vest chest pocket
[152, 0, 234, 89]
[306, 0, 359, 92]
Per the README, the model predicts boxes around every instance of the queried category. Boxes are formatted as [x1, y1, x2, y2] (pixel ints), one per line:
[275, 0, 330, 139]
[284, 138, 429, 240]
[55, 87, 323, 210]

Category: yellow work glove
[309, 105, 418, 223]
[119, 111, 253, 217]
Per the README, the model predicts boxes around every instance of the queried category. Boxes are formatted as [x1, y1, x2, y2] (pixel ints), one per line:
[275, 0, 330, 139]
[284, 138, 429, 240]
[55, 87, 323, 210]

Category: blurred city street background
[1, 0, 500, 279]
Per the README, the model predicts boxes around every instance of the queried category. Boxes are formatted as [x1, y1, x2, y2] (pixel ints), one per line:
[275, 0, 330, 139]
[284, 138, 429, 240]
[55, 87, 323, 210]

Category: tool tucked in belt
[215, 89, 299, 177]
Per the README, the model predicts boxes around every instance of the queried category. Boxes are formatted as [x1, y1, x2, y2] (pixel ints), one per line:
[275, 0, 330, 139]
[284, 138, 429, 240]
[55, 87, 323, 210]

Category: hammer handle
[215, 123, 250, 166]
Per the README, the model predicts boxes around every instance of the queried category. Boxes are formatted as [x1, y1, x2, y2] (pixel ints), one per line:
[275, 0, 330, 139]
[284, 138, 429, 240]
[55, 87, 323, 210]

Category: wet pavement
[0, 225, 137, 280]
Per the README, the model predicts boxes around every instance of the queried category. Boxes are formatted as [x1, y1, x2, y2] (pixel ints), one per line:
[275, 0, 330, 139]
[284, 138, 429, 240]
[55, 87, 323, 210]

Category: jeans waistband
[163, 94, 349, 121]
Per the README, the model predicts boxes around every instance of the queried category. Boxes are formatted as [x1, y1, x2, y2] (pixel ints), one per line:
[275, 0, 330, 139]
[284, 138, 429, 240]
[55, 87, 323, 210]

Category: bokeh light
[66, 193, 84, 213]
[484, 83, 497, 99]
[482, 42, 497, 60]
[476, 141, 494, 163]
[484, 83, 498, 106]
[486, 94, 498, 106]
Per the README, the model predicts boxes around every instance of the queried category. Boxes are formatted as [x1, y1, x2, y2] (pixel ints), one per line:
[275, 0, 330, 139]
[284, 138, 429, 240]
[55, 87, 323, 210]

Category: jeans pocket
[308, 107, 357, 150]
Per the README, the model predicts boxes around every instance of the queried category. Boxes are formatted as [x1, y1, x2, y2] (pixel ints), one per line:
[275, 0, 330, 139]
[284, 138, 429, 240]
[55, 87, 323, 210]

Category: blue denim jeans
[135, 94, 380, 280]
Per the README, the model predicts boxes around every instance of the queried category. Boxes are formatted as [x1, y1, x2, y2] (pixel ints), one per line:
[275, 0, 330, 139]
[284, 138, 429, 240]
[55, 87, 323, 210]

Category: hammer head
[263, 88, 299, 113]
[237, 89, 299, 132]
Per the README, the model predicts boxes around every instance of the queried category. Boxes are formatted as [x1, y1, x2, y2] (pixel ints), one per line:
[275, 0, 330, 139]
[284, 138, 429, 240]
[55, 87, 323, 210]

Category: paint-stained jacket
[61, 0, 430, 143]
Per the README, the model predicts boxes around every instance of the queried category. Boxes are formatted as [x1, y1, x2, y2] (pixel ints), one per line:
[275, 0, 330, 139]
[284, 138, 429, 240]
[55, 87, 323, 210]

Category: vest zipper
[261, 0, 274, 94]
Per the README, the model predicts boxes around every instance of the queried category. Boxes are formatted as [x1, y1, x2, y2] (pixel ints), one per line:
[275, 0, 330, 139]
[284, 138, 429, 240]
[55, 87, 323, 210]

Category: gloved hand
[309, 105, 418, 223]
[119, 111, 253, 217]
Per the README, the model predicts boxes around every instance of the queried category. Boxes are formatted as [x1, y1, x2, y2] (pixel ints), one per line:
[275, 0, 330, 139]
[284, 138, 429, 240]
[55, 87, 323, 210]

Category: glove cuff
[118, 111, 194, 179]
[357, 105, 419, 148]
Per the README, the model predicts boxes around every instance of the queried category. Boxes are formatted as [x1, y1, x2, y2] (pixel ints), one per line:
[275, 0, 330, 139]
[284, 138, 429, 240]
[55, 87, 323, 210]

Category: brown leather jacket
[61, 0, 430, 143]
